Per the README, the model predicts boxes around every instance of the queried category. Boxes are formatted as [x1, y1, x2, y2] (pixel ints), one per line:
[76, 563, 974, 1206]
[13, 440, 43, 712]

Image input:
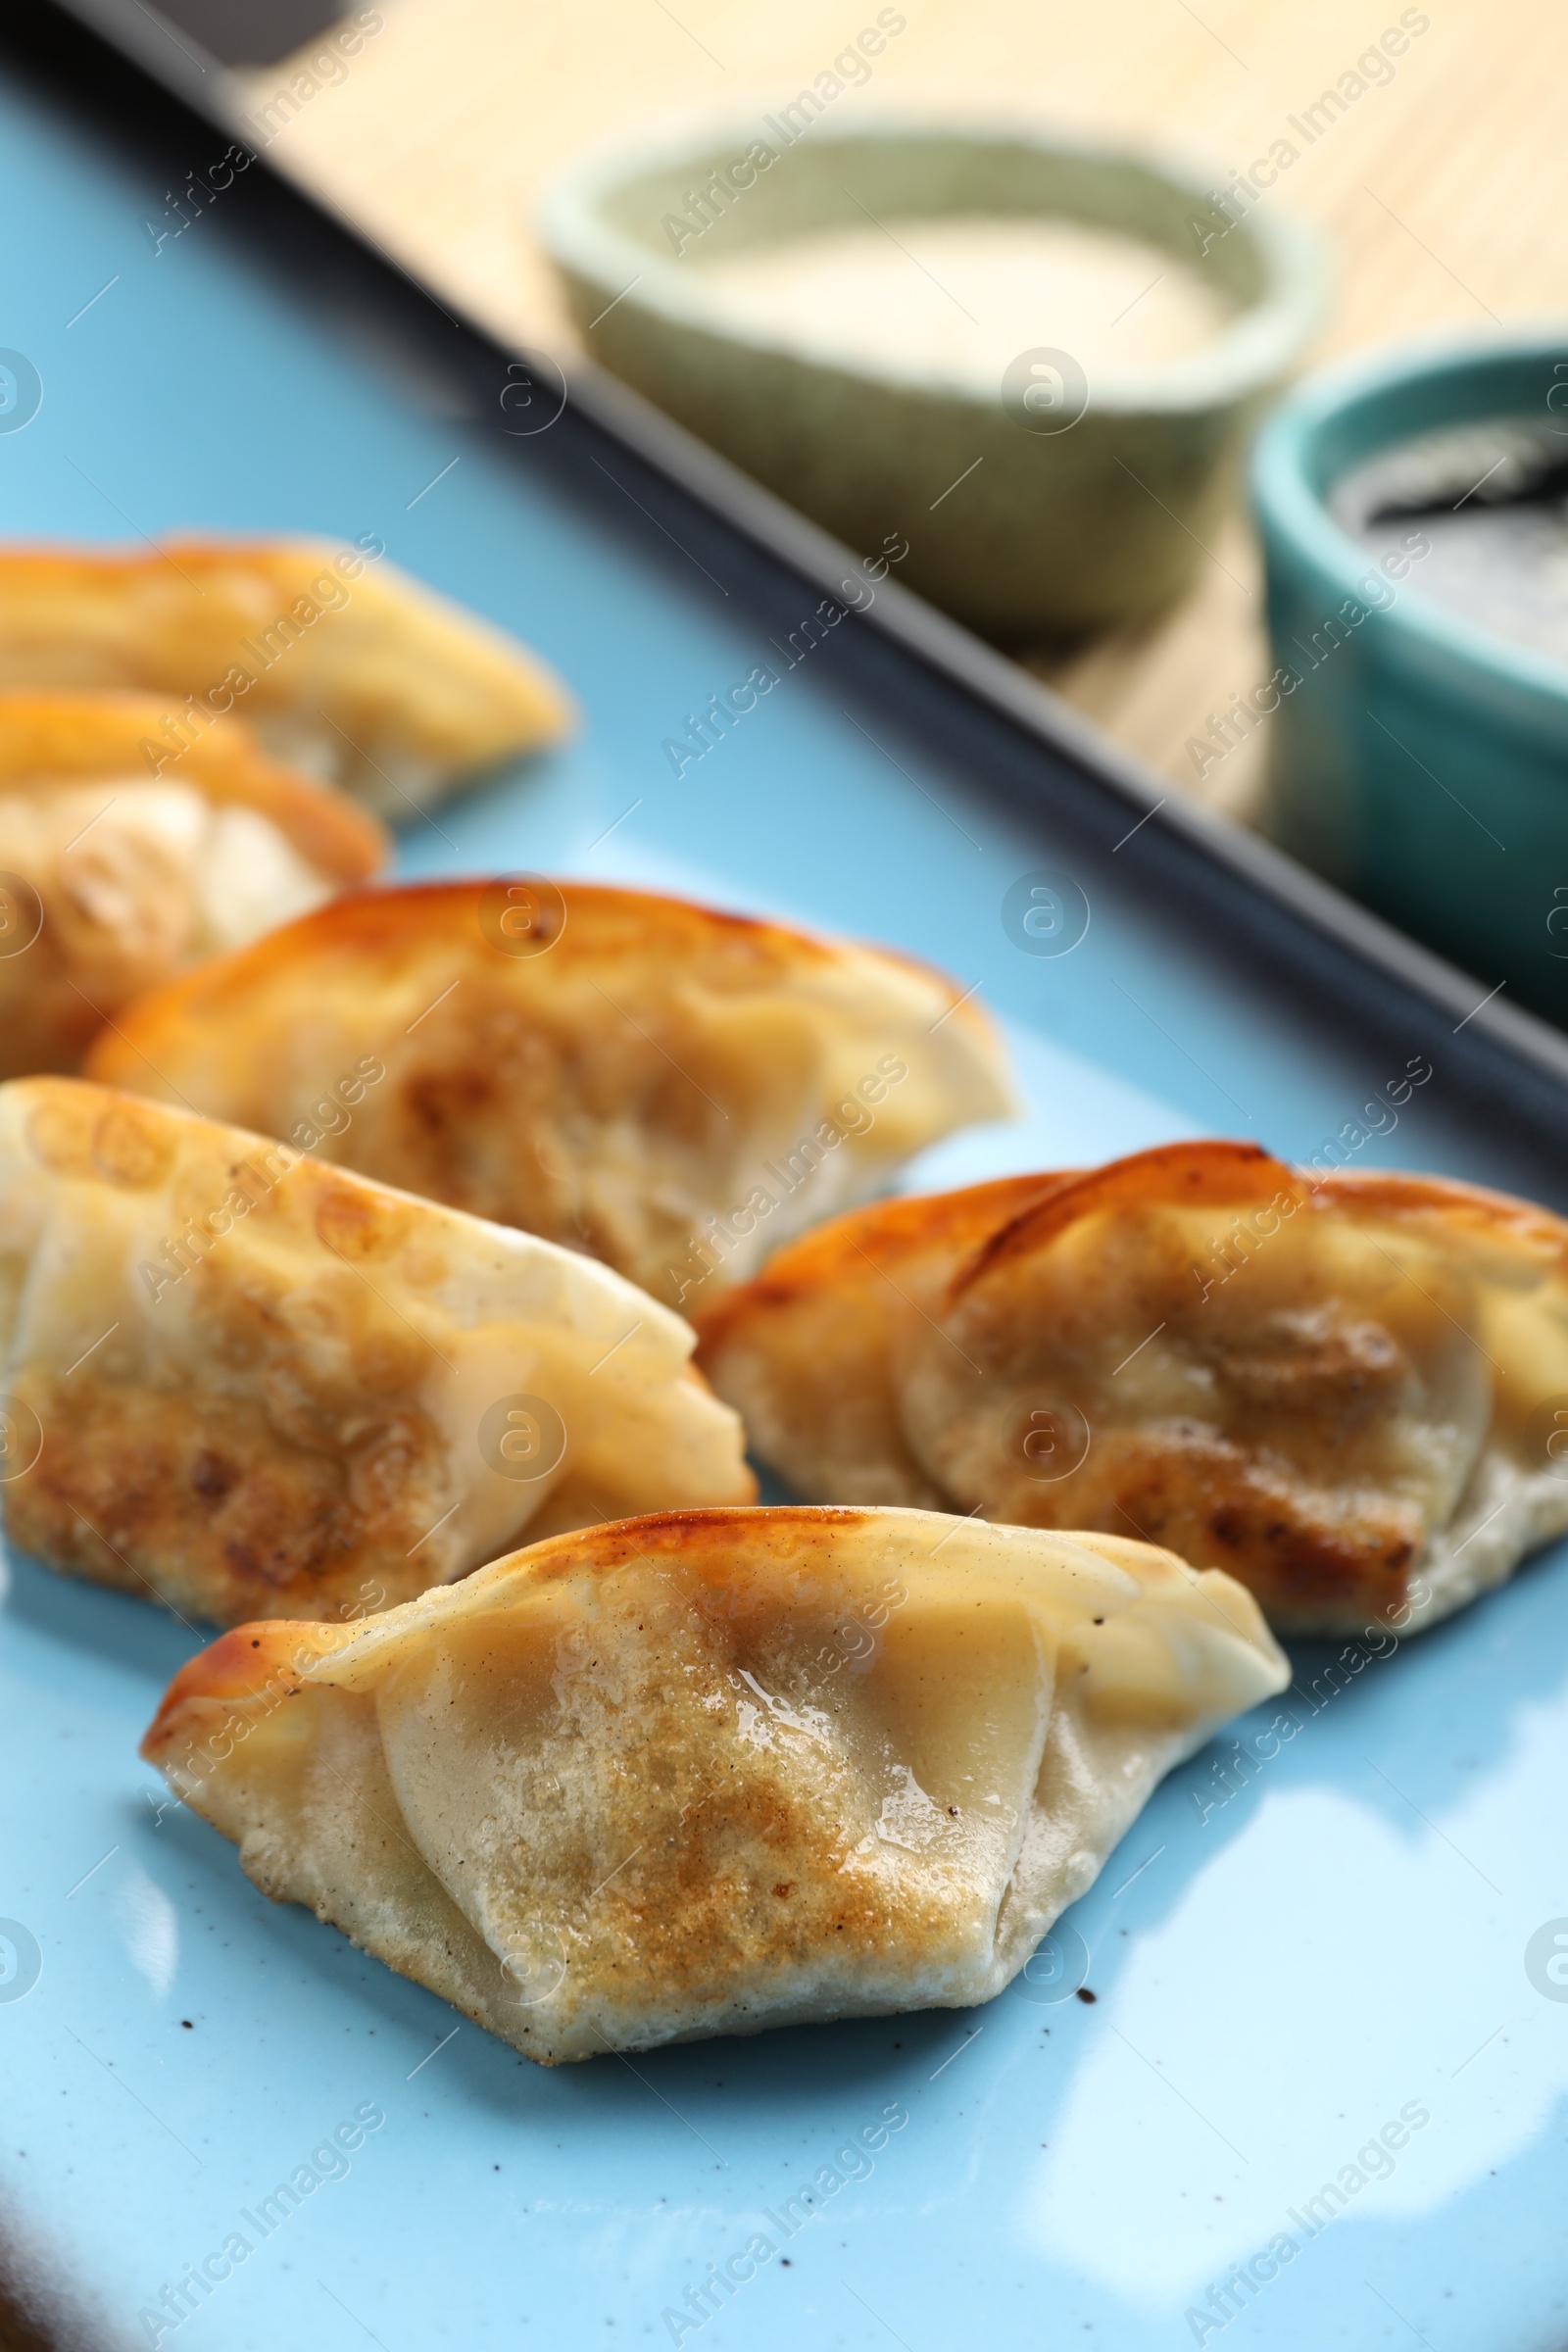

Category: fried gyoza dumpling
[0, 1079, 752, 1626]
[696, 1140, 1568, 1636]
[85, 881, 1014, 1305]
[0, 694, 387, 1076]
[0, 541, 572, 816]
[141, 1505, 1287, 2062]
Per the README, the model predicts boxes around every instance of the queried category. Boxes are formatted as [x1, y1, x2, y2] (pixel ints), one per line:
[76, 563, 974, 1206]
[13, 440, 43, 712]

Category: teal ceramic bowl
[538, 112, 1327, 641]
[1252, 332, 1568, 1027]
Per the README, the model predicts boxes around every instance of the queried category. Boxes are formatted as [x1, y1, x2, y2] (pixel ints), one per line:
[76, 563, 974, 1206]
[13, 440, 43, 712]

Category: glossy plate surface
[0, 60, 1563, 2352]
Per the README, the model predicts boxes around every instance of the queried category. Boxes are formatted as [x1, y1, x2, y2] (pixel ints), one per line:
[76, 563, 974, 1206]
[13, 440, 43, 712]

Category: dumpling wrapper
[85, 880, 1015, 1304]
[0, 541, 572, 816]
[696, 1140, 1568, 1636]
[0, 1078, 752, 1626]
[0, 693, 387, 1076]
[140, 1504, 1287, 2062]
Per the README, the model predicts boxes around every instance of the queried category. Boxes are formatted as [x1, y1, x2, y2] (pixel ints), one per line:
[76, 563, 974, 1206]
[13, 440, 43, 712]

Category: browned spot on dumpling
[398, 1246, 450, 1291]
[191, 1449, 236, 1502]
[404, 1066, 497, 1138]
[1207, 1309, 1408, 1430]
[91, 1100, 175, 1187]
[26, 1092, 93, 1173]
[10, 1374, 449, 1622]
[313, 1172, 411, 1263]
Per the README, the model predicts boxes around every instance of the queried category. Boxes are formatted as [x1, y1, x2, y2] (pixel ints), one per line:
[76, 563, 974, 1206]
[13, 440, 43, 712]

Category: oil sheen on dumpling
[0, 694, 388, 1076]
[0, 541, 573, 815]
[0, 1078, 752, 1625]
[696, 1140, 1568, 1636]
[84, 880, 1014, 1304]
[140, 1505, 1287, 2062]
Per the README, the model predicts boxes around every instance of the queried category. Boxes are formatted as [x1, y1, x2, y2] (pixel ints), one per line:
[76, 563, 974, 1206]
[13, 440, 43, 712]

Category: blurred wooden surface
[247, 0, 1568, 823]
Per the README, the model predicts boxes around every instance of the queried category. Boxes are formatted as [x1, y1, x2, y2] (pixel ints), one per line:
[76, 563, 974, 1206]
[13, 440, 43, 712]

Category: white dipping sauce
[691, 216, 1234, 385]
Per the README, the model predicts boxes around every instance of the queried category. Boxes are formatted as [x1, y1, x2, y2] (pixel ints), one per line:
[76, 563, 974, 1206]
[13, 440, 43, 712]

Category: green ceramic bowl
[537, 111, 1327, 641]
[1252, 332, 1568, 1027]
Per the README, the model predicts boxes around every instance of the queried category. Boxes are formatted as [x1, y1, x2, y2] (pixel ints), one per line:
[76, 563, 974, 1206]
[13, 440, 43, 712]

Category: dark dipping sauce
[1332, 416, 1568, 666]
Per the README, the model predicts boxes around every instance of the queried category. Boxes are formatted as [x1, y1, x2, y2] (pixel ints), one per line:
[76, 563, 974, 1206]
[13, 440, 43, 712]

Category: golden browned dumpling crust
[0, 541, 572, 815]
[141, 1505, 1287, 2061]
[0, 693, 387, 1076]
[0, 1078, 752, 1626]
[697, 1140, 1568, 1635]
[84, 880, 1014, 1304]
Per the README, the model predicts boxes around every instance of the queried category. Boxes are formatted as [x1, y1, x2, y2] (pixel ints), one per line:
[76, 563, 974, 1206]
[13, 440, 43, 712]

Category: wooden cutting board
[244, 0, 1566, 824]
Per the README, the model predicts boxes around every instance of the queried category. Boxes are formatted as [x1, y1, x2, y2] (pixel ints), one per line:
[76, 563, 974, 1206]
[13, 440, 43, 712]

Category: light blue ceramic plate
[1, 61, 1565, 2352]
